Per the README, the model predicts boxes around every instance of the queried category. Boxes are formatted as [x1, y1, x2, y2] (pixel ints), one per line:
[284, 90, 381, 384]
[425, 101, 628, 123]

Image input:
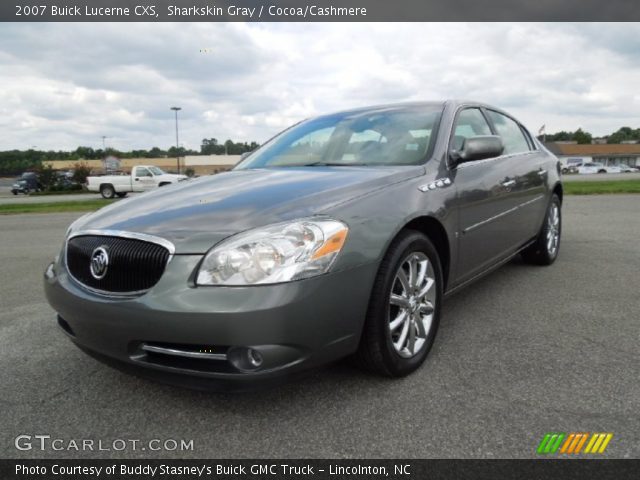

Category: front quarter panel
[322, 163, 457, 283]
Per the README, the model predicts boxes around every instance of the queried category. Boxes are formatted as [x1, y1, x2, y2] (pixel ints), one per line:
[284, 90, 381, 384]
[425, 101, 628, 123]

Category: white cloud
[1, 22, 639, 150]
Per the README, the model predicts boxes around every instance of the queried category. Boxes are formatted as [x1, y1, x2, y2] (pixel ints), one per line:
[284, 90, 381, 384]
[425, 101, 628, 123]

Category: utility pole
[170, 107, 182, 173]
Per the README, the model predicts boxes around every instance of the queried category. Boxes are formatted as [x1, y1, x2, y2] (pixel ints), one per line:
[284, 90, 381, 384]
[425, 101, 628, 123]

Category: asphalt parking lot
[1, 195, 638, 459]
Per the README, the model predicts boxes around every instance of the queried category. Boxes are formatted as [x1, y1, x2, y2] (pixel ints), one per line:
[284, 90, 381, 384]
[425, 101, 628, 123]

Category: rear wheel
[100, 184, 115, 199]
[598, 169, 607, 174]
[522, 194, 561, 265]
[356, 230, 442, 377]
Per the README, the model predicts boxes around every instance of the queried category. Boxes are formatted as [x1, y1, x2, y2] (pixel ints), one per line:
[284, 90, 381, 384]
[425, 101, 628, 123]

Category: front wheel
[522, 194, 561, 265]
[356, 230, 442, 377]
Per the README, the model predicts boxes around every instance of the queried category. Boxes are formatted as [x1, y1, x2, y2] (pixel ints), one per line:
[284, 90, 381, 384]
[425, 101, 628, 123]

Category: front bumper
[44, 255, 377, 390]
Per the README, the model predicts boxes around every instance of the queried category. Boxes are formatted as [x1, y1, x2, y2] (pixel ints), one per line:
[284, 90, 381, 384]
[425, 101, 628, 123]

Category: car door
[485, 110, 547, 240]
[451, 107, 524, 284]
[133, 167, 155, 191]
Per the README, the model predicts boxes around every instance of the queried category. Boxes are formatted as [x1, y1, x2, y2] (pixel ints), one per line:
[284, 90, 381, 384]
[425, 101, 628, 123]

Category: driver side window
[452, 108, 492, 151]
[136, 168, 152, 177]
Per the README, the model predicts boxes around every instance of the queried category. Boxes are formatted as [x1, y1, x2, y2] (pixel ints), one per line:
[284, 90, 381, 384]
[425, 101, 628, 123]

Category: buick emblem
[90, 247, 109, 280]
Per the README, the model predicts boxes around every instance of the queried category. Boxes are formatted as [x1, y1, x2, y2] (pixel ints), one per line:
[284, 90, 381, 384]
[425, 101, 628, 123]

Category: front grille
[66, 235, 171, 294]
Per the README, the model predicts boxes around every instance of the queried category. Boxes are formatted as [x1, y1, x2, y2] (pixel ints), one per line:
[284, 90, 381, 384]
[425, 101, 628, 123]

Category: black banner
[2, 459, 640, 480]
[2, 0, 640, 22]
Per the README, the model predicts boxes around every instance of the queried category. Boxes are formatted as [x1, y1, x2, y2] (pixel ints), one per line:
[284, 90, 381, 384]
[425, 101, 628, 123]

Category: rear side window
[520, 125, 537, 150]
[451, 108, 492, 151]
[486, 110, 530, 155]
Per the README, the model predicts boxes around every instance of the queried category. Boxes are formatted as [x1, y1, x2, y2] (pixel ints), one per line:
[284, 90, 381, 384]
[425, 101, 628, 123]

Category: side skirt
[443, 238, 537, 299]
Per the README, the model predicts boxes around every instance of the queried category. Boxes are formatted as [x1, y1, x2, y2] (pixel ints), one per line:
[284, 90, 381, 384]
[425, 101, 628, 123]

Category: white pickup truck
[87, 166, 188, 199]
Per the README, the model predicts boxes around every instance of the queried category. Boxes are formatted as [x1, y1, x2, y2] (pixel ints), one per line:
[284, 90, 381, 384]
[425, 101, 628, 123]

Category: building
[44, 155, 242, 175]
[544, 143, 640, 168]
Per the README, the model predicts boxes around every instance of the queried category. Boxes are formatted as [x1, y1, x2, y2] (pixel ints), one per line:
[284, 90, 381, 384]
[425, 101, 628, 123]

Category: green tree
[573, 128, 592, 144]
[201, 138, 225, 155]
[147, 147, 166, 157]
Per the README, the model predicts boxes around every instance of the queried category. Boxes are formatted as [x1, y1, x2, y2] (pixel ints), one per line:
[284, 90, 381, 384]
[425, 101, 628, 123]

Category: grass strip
[564, 179, 640, 195]
[0, 199, 116, 214]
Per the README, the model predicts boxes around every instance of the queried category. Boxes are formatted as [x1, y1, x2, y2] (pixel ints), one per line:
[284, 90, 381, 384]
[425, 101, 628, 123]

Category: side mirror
[450, 135, 504, 166]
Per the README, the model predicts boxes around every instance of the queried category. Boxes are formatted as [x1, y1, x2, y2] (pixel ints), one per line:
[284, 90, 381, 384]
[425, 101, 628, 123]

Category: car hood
[72, 166, 423, 253]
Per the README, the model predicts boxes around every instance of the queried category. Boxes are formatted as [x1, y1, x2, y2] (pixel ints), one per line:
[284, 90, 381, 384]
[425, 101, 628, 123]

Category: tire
[356, 230, 443, 377]
[598, 169, 607, 174]
[561, 168, 568, 174]
[521, 194, 561, 266]
[100, 184, 115, 199]
[158, 182, 170, 187]
[116, 192, 128, 198]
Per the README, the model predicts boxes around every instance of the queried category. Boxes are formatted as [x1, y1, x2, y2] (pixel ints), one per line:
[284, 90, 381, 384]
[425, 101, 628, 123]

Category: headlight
[196, 218, 348, 285]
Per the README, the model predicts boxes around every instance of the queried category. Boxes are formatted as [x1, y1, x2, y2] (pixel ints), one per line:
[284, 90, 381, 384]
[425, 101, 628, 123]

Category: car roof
[316, 100, 508, 118]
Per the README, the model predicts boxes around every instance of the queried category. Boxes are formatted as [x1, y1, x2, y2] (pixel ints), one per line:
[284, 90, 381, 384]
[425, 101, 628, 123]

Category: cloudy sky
[1, 22, 640, 151]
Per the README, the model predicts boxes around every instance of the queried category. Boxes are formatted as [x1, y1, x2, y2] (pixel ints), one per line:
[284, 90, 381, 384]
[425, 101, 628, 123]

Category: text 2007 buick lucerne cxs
[44, 100, 562, 390]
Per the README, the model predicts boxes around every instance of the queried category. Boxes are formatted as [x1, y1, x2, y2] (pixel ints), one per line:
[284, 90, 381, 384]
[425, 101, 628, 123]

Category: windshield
[148, 166, 165, 175]
[236, 105, 442, 169]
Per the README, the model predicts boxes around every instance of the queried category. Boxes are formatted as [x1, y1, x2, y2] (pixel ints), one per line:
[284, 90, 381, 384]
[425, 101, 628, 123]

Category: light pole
[170, 107, 181, 173]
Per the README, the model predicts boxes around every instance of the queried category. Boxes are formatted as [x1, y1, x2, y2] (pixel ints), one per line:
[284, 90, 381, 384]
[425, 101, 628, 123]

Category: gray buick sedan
[44, 100, 562, 390]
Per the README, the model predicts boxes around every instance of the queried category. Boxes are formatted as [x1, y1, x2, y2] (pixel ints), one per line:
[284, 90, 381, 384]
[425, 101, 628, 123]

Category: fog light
[228, 347, 264, 371]
[248, 348, 263, 367]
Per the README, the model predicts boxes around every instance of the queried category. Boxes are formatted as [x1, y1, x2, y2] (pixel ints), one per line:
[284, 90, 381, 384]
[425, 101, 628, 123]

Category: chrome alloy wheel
[388, 252, 436, 358]
[547, 203, 560, 256]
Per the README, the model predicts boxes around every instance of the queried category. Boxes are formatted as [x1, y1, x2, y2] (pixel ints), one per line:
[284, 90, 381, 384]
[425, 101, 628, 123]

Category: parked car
[561, 158, 583, 174]
[51, 172, 82, 192]
[11, 172, 42, 195]
[618, 164, 639, 173]
[44, 100, 563, 390]
[86, 165, 188, 199]
[577, 162, 622, 174]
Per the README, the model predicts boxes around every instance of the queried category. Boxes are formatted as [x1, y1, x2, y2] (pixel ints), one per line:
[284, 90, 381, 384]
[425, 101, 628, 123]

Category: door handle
[501, 179, 516, 187]
[135, 178, 139, 181]
[538, 169, 547, 176]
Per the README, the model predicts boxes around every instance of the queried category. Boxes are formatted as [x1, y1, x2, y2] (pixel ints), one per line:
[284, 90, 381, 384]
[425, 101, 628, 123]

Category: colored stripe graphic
[585, 433, 613, 454]
[540, 432, 613, 454]
[560, 433, 589, 454]
[574, 433, 589, 453]
[537, 433, 565, 454]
